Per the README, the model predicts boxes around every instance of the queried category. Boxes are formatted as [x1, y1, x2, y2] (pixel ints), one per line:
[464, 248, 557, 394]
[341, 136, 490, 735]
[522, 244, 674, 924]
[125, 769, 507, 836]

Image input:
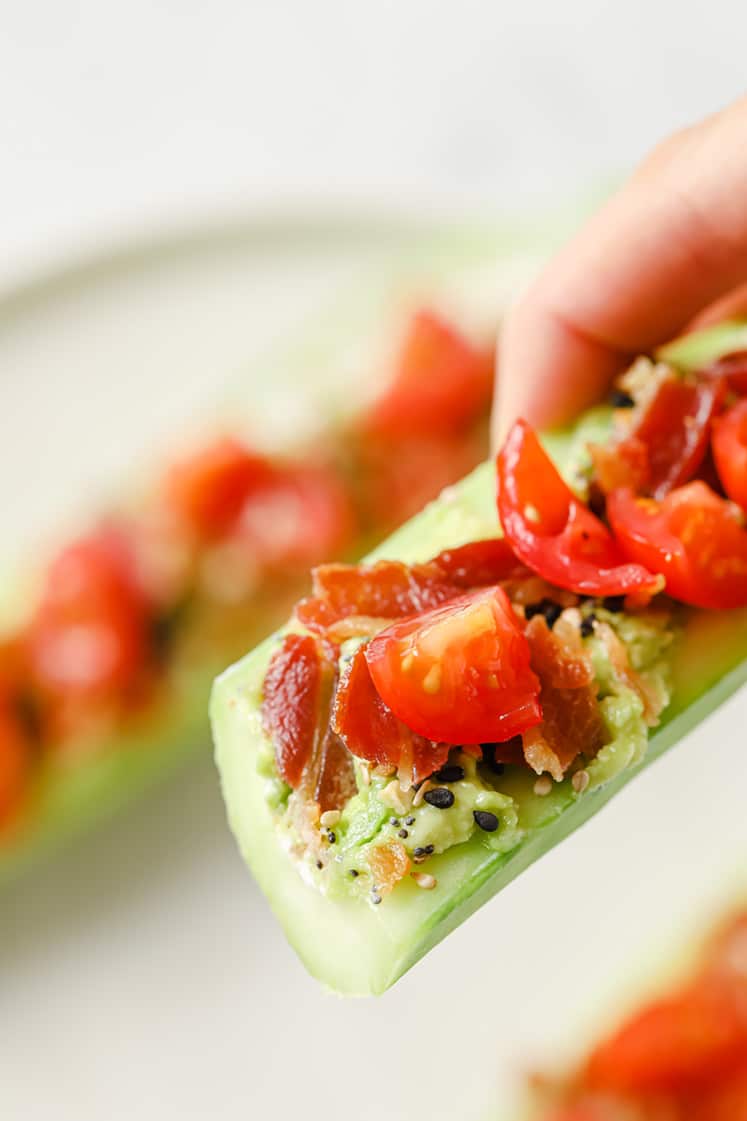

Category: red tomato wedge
[585, 977, 747, 1097]
[592, 371, 725, 499]
[713, 399, 747, 511]
[28, 529, 151, 697]
[237, 464, 354, 567]
[365, 586, 542, 745]
[333, 646, 449, 784]
[262, 633, 325, 788]
[166, 437, 272, 539]
[607, 483, 747, 610]
[361, 309, 494, 438]
[497, 421, 661, 599]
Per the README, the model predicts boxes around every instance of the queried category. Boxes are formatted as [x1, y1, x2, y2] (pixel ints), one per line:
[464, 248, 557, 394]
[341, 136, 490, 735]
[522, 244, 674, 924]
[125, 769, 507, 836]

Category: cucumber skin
[211, 406, 747, 995]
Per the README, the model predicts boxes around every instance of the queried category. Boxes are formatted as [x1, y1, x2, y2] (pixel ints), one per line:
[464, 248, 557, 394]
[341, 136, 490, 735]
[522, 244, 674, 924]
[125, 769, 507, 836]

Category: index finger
[494, 96, 747, 443]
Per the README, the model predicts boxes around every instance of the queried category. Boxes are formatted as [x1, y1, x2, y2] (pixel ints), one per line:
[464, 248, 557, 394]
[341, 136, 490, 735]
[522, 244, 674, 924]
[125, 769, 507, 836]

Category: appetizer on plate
[529, 903, 747, 1121]
[211, 320, 747, 995]
[0, 307, 494, 880]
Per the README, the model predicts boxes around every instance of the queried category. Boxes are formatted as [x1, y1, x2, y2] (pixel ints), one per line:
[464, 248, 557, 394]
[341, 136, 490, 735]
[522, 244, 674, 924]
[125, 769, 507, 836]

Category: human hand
[494, 94, 747, 445]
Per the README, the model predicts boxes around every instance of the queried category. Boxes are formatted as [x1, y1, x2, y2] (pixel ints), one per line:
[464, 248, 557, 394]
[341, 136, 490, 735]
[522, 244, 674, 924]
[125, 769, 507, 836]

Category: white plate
[2, 210, 745, 1121]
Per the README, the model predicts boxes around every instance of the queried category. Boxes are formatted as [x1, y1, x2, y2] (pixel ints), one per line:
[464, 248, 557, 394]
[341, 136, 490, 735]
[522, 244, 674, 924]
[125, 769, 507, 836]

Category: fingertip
[492, 300, 623, 450]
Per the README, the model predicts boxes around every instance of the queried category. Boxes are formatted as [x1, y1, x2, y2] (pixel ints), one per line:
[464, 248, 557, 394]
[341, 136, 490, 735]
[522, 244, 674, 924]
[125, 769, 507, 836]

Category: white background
[2, 5, 747, 1121]
[2, 1, 746, 285]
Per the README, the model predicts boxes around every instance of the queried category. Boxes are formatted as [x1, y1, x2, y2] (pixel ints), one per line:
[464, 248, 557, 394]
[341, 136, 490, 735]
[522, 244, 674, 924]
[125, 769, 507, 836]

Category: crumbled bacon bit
[262, 633, 326, 788]
[522, 616, 606, 781]
[595, 621, 665, 727]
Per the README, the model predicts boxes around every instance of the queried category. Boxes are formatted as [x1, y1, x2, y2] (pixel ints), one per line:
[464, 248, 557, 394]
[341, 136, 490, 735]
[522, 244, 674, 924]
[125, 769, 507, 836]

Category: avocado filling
[257, 595, 673, 906]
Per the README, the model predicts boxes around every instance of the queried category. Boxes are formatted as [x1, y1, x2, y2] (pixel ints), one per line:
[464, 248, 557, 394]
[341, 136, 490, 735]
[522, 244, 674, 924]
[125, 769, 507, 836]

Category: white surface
[0, 220, 746, 1121]
[2, 1, 747, 286]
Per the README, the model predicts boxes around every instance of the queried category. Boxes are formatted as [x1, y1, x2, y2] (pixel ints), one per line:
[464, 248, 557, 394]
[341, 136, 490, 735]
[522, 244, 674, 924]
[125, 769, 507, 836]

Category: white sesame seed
[380, 781, 410, 815]
[412, 780, 432, 807]
[533, 775, 553, 797]
[572, 769, 590, 795]
[359, 766, 370, 787]
[320, 810, 341, 828]
[412, 872, 437, 890]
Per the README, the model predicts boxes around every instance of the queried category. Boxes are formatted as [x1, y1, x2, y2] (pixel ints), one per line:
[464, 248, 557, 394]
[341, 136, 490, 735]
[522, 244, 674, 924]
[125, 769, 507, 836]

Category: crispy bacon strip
[522, 616, 605, 781]
[332, 646, 449, 785]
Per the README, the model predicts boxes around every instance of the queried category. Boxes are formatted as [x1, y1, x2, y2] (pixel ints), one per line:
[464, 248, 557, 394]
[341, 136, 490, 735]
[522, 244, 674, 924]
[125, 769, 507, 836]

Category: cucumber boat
[0, 301, 497, 883]
[211, 320, 747, 996]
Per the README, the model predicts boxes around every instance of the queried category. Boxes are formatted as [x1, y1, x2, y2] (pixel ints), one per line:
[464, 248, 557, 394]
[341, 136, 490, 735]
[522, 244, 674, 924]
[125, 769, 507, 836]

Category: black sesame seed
[579, 614, 596, 638]
[524, 599, 563, 629]
[609, 389, 635, 409]
[316, 860, 323, 869]
[371, 893, 382, 905]
[433, 764, 465, 783]
[423, 787, 455, 809]
[327, 830, 336, 844]
[349, 869, 359, 878]
[473, 810, 500, 833]
[398, 829, 409, 839]
[601, 595, 625, 613]
[405, 815, 416, 826]
[413, 846, 427, 858]
[424, 845, 435, 855]
[389, 817, 401, 827]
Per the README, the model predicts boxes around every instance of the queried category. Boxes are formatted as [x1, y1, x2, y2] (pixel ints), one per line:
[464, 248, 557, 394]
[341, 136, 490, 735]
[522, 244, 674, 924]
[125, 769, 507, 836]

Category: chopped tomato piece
[238, 464, 355, 567]
[28, 528, 152, 697]
[165, 437, 272, 539]
[295, 559, 459, 632]
[0, 702, 30, 829]
[497, 421, 661, 599]
[700, 349, 747, 395]
[362, 309, 494, 438]
[591, 371, 725, 499]
[713, 399, 747, 511]
[585, 977, 747, 1097]
[522, 616, 605, 781]
[333, 646, 449, 783]
[365, 586, 542, 746]
[432, 537, 529, 586]
[262, 634, 326, 788]
[691, 1065, 747, 1121]
[368, 842, 411, 896]
[607, 483, 747, 609]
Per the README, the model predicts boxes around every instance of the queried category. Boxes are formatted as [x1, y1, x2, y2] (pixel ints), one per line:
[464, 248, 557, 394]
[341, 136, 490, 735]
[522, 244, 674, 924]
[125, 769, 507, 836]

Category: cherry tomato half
[607, 483, 747, 609]
[713, 398, 747, 511]
[497, 420, 661, 599]
[361, 309, 494, 438]
[165, 437, 273, 539]
[365, 585, 541, 745]
[28, 529, 151, 697]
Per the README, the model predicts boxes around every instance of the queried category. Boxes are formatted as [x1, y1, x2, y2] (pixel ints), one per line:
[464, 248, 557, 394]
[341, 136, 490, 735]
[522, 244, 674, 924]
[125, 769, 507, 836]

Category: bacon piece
[368, 842, 411, 897]
[522, 616, 605, 781]
[262, 634, 326, 788]
[314, 729, 357, 814]
[295, 559, 459, 633]
[595, 621, 664, 727]
[332, 646, 448, 784]
[590, 368, 726, 500]
[432, 538, 529, 587]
